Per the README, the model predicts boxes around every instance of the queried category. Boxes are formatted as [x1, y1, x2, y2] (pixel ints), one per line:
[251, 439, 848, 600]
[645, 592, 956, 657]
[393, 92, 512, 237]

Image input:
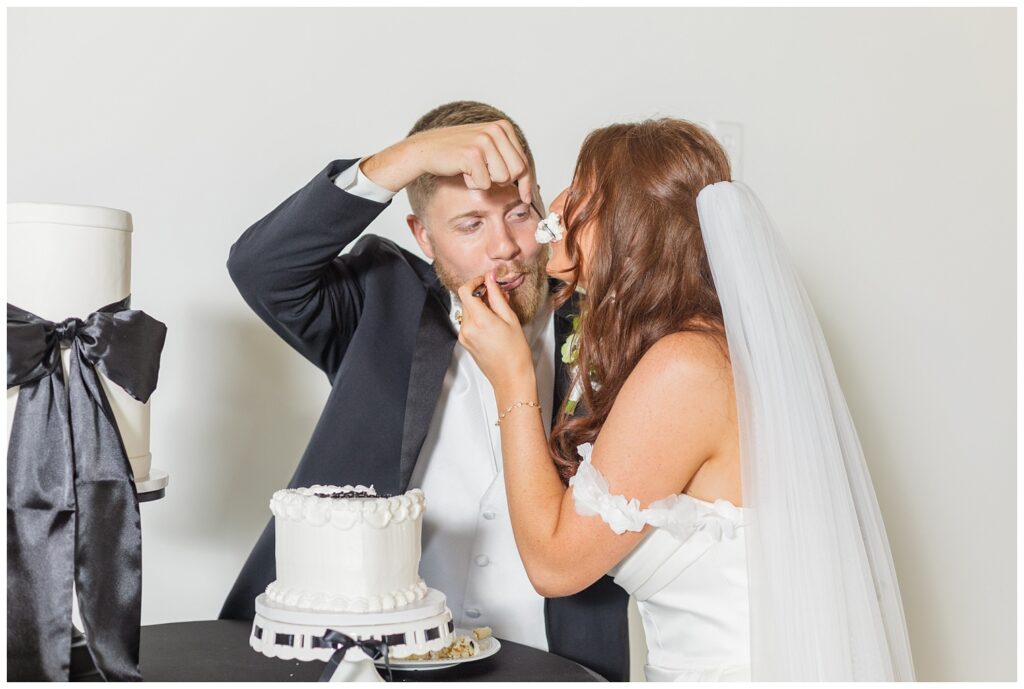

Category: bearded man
[219, 101, 630, 681]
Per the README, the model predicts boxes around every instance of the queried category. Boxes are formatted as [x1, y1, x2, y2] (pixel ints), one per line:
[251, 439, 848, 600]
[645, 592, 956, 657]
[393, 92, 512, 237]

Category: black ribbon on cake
[6, 296, 167, 681]
[318, 630, 392, 682]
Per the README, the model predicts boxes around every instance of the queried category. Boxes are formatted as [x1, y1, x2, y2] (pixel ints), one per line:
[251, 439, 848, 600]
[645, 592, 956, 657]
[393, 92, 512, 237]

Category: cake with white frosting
[265, 484, 430, 613]
[7, 202, 161, 487]
[251, 484, 468, 668]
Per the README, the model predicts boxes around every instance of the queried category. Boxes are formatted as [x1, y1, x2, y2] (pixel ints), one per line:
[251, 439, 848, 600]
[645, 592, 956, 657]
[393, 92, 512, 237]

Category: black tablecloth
[139, 621, 604, 682]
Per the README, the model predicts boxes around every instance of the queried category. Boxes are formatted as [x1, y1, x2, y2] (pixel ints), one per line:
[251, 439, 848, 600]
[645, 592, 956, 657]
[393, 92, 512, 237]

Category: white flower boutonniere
[561, 315, 581, 366]
[561, 315, 585, 415]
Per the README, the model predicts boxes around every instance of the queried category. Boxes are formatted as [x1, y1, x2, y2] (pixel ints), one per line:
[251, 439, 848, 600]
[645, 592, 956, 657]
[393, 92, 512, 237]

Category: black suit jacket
[219, 159, 630, 681]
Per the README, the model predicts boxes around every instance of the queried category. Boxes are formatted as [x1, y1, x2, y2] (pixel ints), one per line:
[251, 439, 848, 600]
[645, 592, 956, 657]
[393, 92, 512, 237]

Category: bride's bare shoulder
[629, 330, 732, 392]
[608, 330, 734, 437]
[597, 330, 735, 490]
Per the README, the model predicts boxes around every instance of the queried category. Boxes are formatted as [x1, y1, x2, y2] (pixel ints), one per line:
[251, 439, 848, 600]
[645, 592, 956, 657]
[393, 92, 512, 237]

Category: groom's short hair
[406, 100, 536, 217]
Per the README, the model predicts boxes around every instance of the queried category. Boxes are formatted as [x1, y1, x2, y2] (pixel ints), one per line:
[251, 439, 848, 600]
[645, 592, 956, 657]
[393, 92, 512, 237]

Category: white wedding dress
[559, 181, 914, 682]
[571, 443, 752, 682]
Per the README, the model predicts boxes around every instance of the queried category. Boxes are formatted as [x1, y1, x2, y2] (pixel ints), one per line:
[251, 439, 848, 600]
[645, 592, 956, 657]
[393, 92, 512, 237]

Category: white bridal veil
[696, 182, 915, 680]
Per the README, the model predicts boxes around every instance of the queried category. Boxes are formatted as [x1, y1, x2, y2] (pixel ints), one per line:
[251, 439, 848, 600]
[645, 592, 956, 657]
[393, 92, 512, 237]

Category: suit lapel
[398, 264, 456, 492]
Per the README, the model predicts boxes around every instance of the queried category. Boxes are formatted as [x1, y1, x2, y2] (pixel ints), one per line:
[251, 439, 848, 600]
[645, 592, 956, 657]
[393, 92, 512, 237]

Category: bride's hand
[457, 273, 535, 394]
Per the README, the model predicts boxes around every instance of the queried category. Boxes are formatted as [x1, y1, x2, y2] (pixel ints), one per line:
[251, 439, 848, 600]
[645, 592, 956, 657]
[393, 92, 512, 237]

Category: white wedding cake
[266, 485, 429, 613]
[6, 203, 162, 488]
[251, 485, 456, 664]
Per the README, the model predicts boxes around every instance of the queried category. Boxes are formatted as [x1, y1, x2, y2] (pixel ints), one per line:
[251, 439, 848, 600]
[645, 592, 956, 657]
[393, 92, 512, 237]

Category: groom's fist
[361, 121, 533, 205]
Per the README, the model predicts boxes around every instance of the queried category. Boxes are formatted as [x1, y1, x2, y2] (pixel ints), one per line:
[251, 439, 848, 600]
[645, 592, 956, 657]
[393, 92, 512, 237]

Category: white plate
[376, 629, 501, 671]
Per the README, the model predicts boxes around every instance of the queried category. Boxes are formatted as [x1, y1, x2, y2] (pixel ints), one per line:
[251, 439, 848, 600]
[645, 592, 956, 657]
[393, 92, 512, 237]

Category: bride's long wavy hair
[550, 119, 732, 483]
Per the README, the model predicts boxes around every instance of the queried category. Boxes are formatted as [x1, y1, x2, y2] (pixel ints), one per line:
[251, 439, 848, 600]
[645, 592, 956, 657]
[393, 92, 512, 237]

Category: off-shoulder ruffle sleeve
[569, 443, 745, 543]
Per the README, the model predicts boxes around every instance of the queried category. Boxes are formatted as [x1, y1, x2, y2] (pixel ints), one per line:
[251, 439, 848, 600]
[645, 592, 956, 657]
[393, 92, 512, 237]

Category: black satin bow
[6, 296, 167, 681]
[318, 629, 392, 682]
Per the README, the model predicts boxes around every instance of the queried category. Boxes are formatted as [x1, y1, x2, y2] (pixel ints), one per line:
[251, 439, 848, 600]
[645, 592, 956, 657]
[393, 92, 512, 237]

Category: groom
[219, 101, 629, 681]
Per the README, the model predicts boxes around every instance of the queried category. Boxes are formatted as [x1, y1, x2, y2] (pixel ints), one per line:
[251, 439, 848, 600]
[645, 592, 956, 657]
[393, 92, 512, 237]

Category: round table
[139, 620, 604, 682]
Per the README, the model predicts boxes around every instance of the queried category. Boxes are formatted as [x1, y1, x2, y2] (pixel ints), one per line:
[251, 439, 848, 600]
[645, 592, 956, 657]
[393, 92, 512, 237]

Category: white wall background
[6, 7, 1015, 681]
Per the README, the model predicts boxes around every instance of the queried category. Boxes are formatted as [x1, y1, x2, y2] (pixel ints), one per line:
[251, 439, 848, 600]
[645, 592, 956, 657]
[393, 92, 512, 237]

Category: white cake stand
[135, 468, 170, 502]
[250, 589, 455, 682]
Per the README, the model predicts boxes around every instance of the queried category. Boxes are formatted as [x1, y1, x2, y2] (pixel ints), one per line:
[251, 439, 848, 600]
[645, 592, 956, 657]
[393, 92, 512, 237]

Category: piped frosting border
[265, 578, 429, 613]
[270, 485, 426, 529]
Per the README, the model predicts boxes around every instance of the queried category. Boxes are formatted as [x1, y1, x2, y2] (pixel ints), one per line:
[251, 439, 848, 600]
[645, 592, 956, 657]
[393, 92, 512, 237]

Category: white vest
[408, 290, 555, 651]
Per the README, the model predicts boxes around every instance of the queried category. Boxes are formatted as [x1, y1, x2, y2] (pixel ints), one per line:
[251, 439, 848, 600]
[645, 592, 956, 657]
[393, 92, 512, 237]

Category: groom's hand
[360, 121, 533, 205]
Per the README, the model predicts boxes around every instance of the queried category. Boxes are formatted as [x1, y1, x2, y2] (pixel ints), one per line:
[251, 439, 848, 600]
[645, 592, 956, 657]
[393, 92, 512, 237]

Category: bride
[456, 118, 915, 681]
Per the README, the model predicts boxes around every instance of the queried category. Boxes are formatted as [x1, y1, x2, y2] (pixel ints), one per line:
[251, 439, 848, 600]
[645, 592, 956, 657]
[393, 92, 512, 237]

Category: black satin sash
[6, 296, 166, 681]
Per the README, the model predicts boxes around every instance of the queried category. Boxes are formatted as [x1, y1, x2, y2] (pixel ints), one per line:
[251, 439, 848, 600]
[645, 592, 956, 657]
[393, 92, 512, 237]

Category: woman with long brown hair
[457, 118, 914, 681]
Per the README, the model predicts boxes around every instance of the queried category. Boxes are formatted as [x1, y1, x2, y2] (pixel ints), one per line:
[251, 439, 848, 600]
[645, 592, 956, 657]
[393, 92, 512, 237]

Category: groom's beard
[433, 254, 548, 324]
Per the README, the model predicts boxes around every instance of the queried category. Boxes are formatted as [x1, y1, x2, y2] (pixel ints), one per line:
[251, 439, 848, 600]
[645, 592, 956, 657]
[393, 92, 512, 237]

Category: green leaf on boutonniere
[561, 315, 582, 365]
[560, 334, 579, 365]
[562, 315, 585, 414]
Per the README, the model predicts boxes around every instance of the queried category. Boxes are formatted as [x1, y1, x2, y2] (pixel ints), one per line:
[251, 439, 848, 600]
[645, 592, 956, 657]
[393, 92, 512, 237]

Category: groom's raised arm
[226, 159, 391, 378]
[228, 123, 533, 378]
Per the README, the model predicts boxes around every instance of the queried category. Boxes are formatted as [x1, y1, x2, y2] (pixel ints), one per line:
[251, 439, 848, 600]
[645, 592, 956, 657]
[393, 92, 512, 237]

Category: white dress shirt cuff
[334, 157, 397, 203]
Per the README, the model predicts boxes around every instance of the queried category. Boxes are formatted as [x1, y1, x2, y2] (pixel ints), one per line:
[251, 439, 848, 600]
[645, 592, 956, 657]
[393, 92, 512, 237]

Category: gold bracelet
[495, 400, 541, 426]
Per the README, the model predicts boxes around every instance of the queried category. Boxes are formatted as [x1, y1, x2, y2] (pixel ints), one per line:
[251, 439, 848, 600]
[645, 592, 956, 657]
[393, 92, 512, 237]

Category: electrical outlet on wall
[707, 121, 743, 180]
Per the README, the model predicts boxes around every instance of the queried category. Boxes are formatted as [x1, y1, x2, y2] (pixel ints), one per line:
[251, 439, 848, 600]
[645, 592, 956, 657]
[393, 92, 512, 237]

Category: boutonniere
[560, 315, 581, 366]
[561, 315, 586, 415]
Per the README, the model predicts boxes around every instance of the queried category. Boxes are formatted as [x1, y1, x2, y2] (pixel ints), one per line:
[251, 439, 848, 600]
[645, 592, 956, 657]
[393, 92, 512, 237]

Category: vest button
[474, 554, 490, 567]
[465, 608, 481, 619]
[482, 510, 496, 520]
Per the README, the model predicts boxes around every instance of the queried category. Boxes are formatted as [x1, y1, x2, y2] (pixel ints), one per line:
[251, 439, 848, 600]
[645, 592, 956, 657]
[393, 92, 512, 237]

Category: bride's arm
[458, 275, 733, 597]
